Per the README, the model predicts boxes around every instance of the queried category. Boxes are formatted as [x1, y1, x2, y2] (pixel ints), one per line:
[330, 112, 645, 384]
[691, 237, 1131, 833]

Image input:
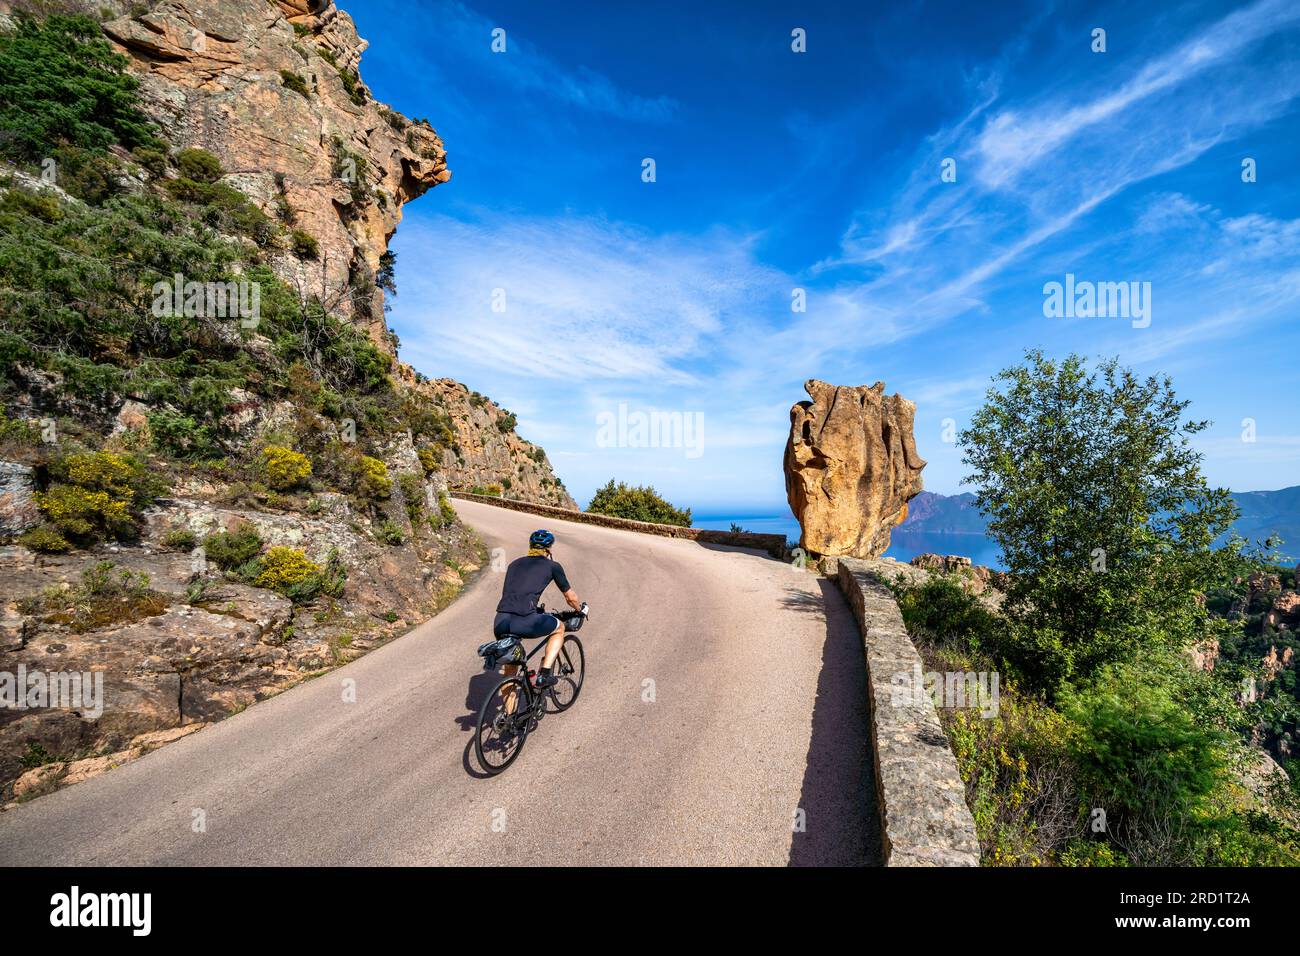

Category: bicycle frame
[495, 635, 551, 717]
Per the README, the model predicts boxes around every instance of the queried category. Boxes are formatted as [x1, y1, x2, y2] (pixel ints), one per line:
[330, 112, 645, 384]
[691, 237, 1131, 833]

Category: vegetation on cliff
[0, 10, 520, 800]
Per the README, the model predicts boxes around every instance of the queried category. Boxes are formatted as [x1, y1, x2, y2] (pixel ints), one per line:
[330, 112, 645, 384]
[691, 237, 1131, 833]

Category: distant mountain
[898, 491, 987, 533]
[1230, 486, 1300, 554]
[900, 486, 1300, 558]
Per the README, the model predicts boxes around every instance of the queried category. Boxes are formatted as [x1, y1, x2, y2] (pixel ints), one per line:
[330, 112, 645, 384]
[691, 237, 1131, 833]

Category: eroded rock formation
[92, 0, 451, 349]
[784, 379, 926, 558]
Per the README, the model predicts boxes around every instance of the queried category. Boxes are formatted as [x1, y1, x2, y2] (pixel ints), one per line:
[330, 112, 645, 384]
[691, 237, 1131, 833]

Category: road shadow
[779, 586, 828, 615]
[692, 540, 785, 561]
[788, 577, 884, 866]
[456, 669, 501, 732]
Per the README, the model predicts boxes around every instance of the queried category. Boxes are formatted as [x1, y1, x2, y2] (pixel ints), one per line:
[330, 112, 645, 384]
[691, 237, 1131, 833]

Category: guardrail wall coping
[448, 492, 788, 558]
[835, 557, 981, 866]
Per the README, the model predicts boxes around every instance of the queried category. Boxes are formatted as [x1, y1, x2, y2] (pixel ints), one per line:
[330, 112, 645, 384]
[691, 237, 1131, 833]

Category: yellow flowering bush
[260, 445, 313, 491]
[28, 451, 163, 547]
[61, 451, 140, 500]
[254, 546, 321, 592]
[416, 447, 440, 475]
[356, 455, 391, 499]
[36, 483, 133, 542]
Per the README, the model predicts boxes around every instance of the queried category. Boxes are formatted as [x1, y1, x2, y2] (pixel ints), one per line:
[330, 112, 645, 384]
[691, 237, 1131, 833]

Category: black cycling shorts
[493, 611, 560, 638]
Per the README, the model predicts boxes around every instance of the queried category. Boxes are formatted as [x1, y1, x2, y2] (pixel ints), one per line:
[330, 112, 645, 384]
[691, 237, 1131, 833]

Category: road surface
[1, 499, 879, 865]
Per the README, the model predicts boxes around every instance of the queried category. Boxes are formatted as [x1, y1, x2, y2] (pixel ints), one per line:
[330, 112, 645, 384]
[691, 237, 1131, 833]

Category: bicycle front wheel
[475, 675, 531, 774]
[548, 635, 585, 711]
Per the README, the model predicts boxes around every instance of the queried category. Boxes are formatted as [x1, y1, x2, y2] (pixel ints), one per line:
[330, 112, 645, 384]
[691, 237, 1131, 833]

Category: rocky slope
[0, 0, 571, 802]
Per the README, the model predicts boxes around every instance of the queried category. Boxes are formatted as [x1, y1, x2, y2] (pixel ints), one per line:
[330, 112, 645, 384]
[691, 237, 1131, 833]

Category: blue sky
[347, 0, 1300, 513]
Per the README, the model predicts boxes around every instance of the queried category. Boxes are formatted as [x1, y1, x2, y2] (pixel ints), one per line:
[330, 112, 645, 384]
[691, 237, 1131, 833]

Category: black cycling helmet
[529, 529, 555, 550]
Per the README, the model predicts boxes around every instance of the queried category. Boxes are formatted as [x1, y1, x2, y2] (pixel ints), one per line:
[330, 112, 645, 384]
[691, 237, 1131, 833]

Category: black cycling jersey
[495, 555, 570, 615]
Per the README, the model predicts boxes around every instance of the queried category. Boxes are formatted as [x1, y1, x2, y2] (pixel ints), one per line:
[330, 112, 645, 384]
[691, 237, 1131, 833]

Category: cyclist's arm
[551, 561, 583, 611]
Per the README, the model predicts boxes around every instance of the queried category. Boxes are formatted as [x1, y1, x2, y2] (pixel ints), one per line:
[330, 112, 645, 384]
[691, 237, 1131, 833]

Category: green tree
[587, 479, 692, 527]
[960, 350, 1238, 692]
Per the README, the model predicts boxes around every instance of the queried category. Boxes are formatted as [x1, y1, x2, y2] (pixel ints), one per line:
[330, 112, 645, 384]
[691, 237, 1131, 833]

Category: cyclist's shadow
[455, 669, 502, 732]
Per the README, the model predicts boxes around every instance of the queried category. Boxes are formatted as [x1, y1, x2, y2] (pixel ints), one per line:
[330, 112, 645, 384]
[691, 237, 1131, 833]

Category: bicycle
[474, 603, 587, 775]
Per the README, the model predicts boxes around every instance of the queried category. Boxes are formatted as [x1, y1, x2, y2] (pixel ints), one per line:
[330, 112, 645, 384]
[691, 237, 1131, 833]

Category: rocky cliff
[0, 1, 570, 802]
[100, 0, 446, 348]
[784, 379, 926, 558]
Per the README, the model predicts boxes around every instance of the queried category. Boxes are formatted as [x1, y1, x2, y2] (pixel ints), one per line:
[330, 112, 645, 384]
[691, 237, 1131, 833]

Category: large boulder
[784, 379, 926, 558]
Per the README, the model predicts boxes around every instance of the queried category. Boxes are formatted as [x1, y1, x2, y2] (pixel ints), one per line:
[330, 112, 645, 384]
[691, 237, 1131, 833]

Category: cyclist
[494, 529, 586, 691]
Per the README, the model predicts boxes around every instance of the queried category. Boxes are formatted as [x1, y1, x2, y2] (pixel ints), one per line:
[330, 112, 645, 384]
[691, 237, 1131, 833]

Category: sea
[693, 513, 1007, 570]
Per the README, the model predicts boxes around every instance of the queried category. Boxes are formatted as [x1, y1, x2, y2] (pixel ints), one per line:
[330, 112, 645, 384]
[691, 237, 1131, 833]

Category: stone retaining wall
[449, 492, 788, 558]
[835, 557, 981, 866]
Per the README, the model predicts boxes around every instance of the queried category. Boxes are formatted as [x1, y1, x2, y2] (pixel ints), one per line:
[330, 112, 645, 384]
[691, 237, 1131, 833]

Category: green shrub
[174, 147, 223, 184]
[397, 472, 425, 521]
[132, 145, 168, 177]
[329, 135, 370, 206]
[496, 412, 517, 433]
[586, 479, 692, 527]
[161, 527, 196, 550]
[202, 522, 263, 570]
[290, 229, 319, 259]
[280, 69, 311, 98]
[19, 743, 53, 769]
[337, 67, 365, 106]
[1061, 658, 1227, 865]
[894, 575, 1003, 663]
[259, 445, 313, 491]
[437, 493, 456, 528]
[375, 519, 404, 546]
[0, 14, 161, 163]
[19, 525, 72, 553]
[148, 410, 222, 460]
[0, 412, 44, 446]
[416, 447, 441, 474]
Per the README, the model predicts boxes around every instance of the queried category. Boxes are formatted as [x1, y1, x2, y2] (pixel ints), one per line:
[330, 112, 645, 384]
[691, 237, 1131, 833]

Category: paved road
[1, 500, 879, 865]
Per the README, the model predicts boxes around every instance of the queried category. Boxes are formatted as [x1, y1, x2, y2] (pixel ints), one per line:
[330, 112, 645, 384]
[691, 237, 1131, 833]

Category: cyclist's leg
[540, 624, 565, 669]
[501, 663, 520, 713]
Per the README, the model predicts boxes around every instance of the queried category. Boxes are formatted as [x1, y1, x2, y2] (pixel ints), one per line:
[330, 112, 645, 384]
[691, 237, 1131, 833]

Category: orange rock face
[97, 0, 450, 352]
[784, 380, 926, 558]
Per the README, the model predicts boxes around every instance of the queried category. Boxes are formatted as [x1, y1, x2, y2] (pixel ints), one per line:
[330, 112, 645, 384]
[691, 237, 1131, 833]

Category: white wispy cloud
[831, 0, 1300, 338]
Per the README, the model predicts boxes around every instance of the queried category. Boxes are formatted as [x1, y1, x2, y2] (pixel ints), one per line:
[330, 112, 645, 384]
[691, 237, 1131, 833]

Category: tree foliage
[960, 350, 1239, 691]
[586, 479, 692, 527]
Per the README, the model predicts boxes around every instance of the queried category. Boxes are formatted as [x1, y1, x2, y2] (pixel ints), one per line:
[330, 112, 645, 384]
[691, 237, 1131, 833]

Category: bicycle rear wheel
[475, 675, 531, 774]
[548, 635, 585, 711]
